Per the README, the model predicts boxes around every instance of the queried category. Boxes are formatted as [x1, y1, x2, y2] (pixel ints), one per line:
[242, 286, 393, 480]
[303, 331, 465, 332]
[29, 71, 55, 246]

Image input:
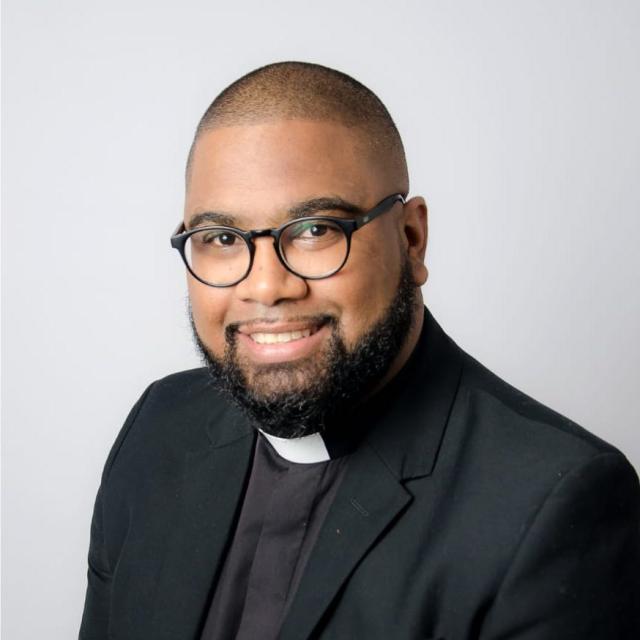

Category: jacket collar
[364, 304, 464, 479]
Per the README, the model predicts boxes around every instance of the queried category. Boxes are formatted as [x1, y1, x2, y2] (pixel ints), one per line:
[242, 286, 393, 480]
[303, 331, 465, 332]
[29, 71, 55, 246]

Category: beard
[190, 258, 418, 439]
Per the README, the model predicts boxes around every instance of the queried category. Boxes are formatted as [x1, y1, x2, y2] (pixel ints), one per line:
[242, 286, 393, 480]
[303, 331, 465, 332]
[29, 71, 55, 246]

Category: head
[181, 61, 428, 438]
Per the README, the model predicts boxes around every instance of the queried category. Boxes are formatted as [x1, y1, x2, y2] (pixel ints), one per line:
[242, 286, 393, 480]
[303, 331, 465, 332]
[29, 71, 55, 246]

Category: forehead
[185, 120, 387, 222]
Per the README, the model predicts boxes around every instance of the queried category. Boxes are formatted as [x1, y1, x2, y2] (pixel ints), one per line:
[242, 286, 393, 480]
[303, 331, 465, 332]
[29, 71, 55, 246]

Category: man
[79, 62, 640, 639]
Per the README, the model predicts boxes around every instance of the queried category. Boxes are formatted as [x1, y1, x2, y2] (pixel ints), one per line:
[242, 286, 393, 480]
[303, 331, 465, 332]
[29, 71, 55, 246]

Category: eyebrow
[186, 196, 365, 230]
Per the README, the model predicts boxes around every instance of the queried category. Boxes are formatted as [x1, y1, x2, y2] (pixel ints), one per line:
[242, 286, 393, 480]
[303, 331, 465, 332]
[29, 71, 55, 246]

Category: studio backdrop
[3, 1, 640, 638]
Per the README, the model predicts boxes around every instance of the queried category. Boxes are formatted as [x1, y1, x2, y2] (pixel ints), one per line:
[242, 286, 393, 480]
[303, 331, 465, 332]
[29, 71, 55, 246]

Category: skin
[184, 119, 429, 397]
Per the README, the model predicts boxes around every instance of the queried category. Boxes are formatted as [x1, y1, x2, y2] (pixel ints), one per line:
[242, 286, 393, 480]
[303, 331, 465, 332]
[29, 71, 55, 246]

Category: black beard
[190, 258, 417, 439]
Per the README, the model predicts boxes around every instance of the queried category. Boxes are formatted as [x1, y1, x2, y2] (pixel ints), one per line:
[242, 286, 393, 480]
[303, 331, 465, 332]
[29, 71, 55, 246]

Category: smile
[237, 322, 328, 364]
[249, 329, 314, 344]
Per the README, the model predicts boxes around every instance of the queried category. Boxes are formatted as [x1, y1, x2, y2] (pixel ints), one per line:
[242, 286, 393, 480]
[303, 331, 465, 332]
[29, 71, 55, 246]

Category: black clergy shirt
[199, 429, 352, 640]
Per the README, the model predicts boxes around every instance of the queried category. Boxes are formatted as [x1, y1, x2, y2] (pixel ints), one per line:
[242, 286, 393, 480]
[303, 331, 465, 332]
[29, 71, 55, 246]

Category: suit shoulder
[141, 366, 231, 411]
[456, 347, 624, 460]
[138, 365, 236, 428]
[439, 344, 639, 547]
[151, 366, 210, 395]
[104, 367, 237, 479]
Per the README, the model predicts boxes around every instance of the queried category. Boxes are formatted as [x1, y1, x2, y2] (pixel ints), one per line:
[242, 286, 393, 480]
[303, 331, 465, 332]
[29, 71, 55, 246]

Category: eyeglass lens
[186, 228, 250, 286]
[184, 219, 349, 286]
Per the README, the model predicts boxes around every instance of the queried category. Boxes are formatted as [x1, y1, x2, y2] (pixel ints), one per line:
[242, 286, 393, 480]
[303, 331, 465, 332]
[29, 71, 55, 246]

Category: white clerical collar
[258, 429, 331, 464]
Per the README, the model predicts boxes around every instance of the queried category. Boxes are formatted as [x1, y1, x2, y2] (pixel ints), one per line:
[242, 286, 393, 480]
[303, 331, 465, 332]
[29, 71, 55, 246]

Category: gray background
[2, 0, 639, 637]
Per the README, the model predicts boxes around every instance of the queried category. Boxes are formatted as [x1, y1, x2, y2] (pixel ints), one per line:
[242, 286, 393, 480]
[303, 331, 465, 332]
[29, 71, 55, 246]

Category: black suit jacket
[79, 306, 640, 639]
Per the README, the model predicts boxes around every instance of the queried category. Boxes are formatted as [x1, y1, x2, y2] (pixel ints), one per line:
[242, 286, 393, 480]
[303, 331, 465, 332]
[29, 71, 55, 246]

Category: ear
[399, 196, 429, 286]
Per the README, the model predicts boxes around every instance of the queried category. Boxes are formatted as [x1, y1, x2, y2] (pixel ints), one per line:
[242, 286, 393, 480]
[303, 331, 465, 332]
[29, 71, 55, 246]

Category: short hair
[186, 61, 409, 193]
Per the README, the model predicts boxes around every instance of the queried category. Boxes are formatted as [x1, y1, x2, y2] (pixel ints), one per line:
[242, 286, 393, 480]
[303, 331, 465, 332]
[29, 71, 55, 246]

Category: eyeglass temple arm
[172, 221, 186, 235]
[353, 194, 406, 230]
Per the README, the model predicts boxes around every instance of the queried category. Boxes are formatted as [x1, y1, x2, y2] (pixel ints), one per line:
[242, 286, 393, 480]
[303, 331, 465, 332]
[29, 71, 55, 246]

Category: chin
[241, 358, 325, 398]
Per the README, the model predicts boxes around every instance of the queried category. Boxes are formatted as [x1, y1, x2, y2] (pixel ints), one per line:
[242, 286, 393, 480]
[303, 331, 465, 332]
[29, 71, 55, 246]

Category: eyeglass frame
[170, 192, 406, 288]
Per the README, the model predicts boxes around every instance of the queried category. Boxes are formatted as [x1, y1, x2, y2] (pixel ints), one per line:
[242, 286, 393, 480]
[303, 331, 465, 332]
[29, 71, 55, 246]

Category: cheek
[320, 233, 401, 347]
[187, 280, 231, 356]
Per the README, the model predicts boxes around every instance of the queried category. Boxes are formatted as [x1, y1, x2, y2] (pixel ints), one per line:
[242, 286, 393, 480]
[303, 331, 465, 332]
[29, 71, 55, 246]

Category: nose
[234, 236, 308, 306]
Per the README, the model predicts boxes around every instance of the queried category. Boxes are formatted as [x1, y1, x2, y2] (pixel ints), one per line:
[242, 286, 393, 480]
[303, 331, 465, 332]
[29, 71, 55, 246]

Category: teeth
[250, 329, 312, 344]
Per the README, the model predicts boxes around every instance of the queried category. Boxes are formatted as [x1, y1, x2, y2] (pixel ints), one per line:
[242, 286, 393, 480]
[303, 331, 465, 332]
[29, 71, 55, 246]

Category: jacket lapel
[150, 406, 256, 639]
[278, 443, 412, 640]
[279, 306, 464, 640]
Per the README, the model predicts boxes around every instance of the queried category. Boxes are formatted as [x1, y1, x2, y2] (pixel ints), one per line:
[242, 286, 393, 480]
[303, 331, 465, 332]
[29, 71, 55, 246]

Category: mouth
[248, 325, 322, 344]
[234, 318, 331, 364]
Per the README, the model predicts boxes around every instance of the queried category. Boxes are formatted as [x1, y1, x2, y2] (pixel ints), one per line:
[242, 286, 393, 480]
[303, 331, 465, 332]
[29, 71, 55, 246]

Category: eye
[216, 232, 237, 246]
[202, 231, 238, 246]
[290, 221, 333, 239]
[306, 224, 328, 237]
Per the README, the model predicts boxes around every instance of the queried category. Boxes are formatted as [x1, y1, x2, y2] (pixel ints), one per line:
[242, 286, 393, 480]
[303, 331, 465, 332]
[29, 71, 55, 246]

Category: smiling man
[79, 62, 640, 640]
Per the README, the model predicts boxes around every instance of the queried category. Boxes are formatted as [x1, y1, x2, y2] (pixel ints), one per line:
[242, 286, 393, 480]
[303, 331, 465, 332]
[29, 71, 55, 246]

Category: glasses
[170, 192, 406, 287]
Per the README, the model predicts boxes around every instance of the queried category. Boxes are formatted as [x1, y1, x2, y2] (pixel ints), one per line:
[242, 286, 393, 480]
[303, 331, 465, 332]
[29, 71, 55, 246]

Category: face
[184, 119, 428, 436]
